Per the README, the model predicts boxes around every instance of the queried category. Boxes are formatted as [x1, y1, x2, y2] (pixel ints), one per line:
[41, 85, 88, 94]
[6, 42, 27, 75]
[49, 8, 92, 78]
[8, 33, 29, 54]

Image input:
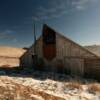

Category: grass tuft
[88, 83, 100, 94]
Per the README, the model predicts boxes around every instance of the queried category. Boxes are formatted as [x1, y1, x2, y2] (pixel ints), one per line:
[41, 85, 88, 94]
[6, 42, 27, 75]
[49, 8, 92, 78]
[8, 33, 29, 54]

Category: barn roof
[32, 24, 100, 58]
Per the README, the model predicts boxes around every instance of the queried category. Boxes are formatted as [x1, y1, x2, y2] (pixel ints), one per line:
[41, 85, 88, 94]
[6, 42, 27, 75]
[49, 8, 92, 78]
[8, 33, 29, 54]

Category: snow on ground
[0, 70, 99, 100]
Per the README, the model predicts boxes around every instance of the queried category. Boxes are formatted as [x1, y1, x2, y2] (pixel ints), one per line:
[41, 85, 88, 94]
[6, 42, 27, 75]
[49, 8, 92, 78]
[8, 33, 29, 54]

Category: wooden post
[33, 22, 37, 68]
[33, 23, 36, 54]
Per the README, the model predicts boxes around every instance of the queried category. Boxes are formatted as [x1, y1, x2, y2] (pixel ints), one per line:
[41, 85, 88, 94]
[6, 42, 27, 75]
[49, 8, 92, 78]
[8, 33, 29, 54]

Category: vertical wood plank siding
[20, 25, 100, 80]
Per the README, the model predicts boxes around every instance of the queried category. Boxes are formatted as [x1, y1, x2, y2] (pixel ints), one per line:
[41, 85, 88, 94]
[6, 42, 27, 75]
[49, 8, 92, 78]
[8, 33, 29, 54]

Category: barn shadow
[0, 66, 69, 81]
[0, 66, 99, 83]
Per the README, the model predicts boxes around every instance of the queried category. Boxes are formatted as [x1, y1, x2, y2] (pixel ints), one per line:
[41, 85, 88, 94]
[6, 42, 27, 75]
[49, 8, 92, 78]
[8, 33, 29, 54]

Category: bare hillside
[0, 46, 26, 58]
[85, 45, 100, 57]
[0, 46, 26, 67]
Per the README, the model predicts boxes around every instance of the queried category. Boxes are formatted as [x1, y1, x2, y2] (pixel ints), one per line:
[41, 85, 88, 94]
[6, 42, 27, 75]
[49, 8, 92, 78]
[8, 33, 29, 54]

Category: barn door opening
[84, 59, 100, 80]
[32, 55, 44, 71]
[32, 54, 37, 70]
[56, 59, 64, 74]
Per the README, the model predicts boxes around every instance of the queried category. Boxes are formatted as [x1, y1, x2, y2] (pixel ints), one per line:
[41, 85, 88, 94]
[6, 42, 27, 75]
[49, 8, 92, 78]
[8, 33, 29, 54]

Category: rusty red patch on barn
[42, 24, 56, 60]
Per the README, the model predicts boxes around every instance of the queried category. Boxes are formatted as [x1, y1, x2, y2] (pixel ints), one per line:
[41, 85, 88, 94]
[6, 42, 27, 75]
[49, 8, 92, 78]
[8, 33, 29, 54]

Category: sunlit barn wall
[20, 25, 100, 79]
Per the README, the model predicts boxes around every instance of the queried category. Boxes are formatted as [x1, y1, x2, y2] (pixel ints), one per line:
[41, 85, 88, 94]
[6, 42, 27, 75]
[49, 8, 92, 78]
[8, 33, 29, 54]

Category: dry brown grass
[0, 46, 26, 58]
[0, 77, 66, 100]
[0, 46, 26, 67]
[65, 80, 83, 90]
[88, 83, 100, 93]
[0, 57, 19, 67]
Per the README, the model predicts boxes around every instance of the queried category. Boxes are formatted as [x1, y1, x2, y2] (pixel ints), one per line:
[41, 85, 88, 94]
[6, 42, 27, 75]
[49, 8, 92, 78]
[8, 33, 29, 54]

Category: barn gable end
[20, 24, 100, 79]
[56, 32, 99, 59]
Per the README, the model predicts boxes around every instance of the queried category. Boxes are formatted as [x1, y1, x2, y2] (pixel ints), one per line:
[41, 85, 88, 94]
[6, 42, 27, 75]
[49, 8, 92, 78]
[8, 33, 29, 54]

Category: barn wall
[56, 34, 71, 59]
[35, 37, 43, 58]
[56, 33, 97, 59]
[20, 28, 100, 78]
[20, 49, 33, 67]
[20, 36, 43, 68]
[64, 57, 84, 76]
[31, 33, 98, 76]
[55, 33, 99, 76]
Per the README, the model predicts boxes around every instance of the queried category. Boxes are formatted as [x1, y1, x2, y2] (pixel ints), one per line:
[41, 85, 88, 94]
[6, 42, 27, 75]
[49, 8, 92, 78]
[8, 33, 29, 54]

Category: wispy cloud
[0, 30, 17, 42]
[32, 0, 99, 21]
[72, 0, 99, 10]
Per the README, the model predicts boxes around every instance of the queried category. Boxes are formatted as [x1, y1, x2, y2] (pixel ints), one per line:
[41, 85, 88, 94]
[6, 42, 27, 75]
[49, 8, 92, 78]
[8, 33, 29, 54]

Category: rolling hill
[0, 45, 26, 67]
[85, 45, 100, 57]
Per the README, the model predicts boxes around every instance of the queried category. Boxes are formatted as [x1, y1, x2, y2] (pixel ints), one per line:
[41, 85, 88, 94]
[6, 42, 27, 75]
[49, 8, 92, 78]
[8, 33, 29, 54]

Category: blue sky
[0, 0, 100, 47]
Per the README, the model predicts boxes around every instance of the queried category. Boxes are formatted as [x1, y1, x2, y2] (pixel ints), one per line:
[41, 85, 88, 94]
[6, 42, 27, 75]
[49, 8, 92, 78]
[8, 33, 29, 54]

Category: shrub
[68, 81, 82, 90]
[88, 83, 100, 94]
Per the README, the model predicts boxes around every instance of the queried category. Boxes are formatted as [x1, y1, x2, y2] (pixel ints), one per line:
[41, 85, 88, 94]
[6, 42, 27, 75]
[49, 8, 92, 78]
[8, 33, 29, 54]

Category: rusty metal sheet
[42, 24, 56, 60]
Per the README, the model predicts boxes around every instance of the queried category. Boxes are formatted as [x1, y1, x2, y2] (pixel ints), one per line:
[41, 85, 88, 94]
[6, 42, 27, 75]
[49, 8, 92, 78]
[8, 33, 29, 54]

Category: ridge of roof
[44, 24, 100, 58]
[57, 32, 100, 58]
[31, 24, 100, 58]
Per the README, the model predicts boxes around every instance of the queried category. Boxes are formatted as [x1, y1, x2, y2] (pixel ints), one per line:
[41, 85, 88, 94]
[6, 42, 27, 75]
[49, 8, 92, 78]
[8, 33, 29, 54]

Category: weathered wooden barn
[20, 24, 100, 80]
